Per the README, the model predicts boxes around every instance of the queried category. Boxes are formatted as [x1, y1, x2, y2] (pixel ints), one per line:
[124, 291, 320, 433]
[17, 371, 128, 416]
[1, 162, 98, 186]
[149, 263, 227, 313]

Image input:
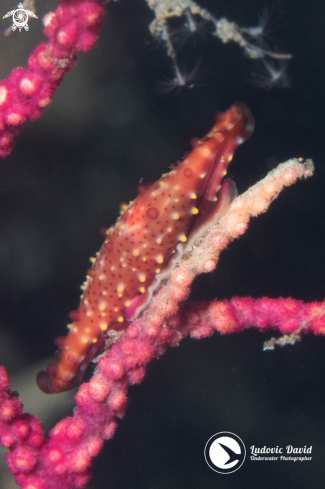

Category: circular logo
[13, 8, 29, 30]
[204, 432, 246, 474]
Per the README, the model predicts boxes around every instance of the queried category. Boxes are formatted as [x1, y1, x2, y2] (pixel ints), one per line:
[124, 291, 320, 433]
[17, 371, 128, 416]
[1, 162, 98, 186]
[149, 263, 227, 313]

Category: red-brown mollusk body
[37, 103, 254, 393]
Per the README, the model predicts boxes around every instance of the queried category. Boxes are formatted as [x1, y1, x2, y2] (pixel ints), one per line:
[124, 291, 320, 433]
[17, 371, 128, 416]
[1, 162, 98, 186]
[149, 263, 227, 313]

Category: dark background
[0, 0, 325, 488]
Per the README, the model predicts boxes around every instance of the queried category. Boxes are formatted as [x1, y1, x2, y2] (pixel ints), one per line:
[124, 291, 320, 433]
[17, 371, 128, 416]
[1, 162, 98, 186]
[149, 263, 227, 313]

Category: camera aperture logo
[3, 2, 38, 33]
[250, 444, 312, 462]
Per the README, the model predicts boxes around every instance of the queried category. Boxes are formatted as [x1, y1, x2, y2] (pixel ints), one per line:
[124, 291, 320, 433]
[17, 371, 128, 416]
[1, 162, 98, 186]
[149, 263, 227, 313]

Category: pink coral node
[0, 366, 10, 390]
[6, 446, 38, 474]
[88, 376, 111, 401]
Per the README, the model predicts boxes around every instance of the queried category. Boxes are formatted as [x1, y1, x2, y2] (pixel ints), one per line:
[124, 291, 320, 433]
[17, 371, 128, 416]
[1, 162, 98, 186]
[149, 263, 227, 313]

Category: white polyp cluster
[0, 86, 8, 107]
[19, 78, 37, 96]
[43, 12, 55, 28]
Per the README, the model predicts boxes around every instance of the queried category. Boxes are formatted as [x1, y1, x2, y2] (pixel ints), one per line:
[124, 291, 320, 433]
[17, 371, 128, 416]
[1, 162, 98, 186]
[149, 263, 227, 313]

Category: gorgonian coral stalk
[0, 0, 105, 159]
[1, 293, 323, 489]
[0, 158, 315, 489]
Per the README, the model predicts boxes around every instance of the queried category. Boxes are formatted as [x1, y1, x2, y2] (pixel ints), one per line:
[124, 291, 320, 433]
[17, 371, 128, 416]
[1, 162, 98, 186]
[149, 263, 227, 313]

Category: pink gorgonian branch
[0, 158, 315, 489]
[0, 0, 105, 159]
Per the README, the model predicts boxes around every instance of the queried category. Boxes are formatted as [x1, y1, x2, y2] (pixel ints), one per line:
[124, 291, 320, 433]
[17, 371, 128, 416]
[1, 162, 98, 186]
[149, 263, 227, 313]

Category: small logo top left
[3, 2, 38, 33]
